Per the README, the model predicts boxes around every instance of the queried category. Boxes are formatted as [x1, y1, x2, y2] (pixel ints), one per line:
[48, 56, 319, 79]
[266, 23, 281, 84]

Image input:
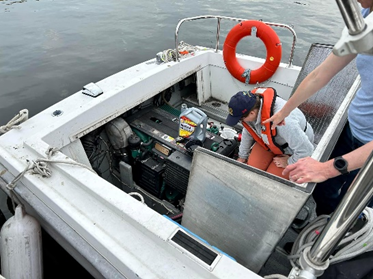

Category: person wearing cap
[226, 88, 314, 179]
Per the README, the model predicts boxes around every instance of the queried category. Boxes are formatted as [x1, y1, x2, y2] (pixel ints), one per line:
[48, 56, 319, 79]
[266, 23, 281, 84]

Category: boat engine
[82, 101, 238, 213]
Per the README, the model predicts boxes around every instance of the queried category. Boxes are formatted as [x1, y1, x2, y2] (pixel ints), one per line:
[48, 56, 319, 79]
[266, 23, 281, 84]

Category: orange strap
[243, 87, 284, 155]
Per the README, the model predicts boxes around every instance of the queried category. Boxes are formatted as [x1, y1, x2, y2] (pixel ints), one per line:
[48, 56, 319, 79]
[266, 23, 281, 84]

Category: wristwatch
[333, 156, 349, 175]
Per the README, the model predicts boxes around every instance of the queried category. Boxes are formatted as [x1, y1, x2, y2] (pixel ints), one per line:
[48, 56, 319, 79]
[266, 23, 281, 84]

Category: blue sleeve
[362, 8, 370, 18]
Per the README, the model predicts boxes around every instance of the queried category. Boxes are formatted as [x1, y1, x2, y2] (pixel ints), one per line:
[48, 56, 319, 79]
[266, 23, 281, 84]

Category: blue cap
[226, 91, 257, 126]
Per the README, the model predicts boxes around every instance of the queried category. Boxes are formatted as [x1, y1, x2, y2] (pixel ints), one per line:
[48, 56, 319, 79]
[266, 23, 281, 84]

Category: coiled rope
[157, 49, 177, 63]
[263, 209, 373, 279]
[288, 208, 373, 268]
[156, 41, 206, 63]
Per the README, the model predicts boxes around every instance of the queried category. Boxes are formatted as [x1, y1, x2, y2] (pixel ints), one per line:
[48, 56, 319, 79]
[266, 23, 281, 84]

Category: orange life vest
[241, 87, 285, 155]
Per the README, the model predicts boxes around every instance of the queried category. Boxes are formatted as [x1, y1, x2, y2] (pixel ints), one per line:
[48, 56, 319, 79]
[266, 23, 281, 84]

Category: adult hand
[262, 110, 287, 130]
[283, 157, 329, 183]
[273, 155, 289, 168]
[237, 157, 247, 163]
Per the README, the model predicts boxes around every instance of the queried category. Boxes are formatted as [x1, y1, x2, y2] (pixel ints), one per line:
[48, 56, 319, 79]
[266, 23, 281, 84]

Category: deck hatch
[171, 230, 218, 265]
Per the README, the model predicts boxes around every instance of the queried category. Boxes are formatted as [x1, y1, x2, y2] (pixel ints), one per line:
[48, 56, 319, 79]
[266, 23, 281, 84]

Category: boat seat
[290, 43, 359, 145]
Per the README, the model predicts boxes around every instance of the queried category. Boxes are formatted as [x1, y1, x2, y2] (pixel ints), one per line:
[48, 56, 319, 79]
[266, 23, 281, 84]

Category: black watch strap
[333, 156, 349, 175]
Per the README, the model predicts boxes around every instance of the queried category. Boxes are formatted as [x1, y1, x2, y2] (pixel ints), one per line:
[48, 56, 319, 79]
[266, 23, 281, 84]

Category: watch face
[334, 156, 349, 175]
[335, 158, 347, 168]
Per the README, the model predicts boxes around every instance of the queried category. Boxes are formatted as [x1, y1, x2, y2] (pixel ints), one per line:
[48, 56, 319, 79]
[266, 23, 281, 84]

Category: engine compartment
[80, 74, 239, 221]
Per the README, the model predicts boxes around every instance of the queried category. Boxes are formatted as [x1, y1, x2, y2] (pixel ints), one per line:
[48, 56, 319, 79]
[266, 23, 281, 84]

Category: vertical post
[309, 151, 373, 264]
[335, 0, 366, 35]
[215, 18, 221, 52]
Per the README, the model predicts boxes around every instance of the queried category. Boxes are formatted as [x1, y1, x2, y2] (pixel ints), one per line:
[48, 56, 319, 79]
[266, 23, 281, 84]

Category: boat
[1, 6, 373, 279]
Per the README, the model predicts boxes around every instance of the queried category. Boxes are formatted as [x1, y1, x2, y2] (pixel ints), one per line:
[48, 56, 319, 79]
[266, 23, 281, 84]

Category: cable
[128, 192, 145, 204]
[162, 89, 173, 107]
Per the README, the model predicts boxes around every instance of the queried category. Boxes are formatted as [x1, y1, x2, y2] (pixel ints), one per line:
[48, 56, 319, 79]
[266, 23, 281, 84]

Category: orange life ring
[223, 20, 282, 84]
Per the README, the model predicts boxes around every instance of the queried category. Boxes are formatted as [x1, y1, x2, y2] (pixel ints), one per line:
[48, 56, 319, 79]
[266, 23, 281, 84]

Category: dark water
[0, 0, 345, 123]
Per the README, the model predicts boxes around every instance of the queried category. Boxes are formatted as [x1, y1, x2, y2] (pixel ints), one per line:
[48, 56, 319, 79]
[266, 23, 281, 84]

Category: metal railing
[305, 0, 373, 271]
[336, 0, 366, 35]
[309, 150, 373, 264]
[174, 15, 297, 67]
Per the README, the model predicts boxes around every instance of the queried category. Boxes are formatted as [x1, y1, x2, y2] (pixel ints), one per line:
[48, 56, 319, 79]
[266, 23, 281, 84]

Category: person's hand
[273, 155, 289, 168]
[237, 157, 247, 163]
[263, 110, 287, 130]
[283, 157, 329, 183]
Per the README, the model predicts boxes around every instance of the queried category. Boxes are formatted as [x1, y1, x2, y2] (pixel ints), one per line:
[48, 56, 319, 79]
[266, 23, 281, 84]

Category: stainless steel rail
[336, 0, 366, 35]
[309, 151, 373, 264]
[307, 0, 373, 266]
[174, 15, 297, 67]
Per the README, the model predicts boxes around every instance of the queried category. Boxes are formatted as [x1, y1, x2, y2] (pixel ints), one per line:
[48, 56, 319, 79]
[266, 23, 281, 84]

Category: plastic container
[179, 106, 208, 142]
[220, 128, 238, 140]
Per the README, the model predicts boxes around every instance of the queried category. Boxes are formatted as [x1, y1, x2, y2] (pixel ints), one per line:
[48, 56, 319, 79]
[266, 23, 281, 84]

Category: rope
[156, 41, 207, 64]
[178, 41, 201, 54]
[288, 208, 373, 268]
[156, 49, 177, 63]
[6, 147, 96, 192]
[0, 109, 29, 134]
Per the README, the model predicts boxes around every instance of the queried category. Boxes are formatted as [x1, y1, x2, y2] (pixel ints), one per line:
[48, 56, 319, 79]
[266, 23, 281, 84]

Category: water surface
[0, 0, 345, 122]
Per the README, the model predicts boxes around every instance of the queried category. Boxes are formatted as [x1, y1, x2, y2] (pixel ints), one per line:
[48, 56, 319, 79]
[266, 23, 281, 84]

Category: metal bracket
[333, 2, 373, 56]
